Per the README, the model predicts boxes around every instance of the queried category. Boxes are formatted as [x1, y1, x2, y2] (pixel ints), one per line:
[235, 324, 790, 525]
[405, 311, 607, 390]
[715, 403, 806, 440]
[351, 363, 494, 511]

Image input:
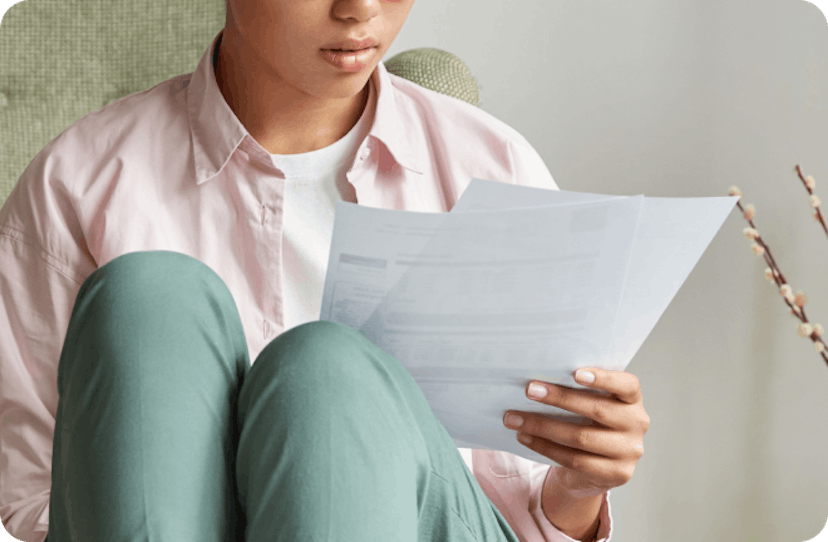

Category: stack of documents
[319, 178, 739, 464]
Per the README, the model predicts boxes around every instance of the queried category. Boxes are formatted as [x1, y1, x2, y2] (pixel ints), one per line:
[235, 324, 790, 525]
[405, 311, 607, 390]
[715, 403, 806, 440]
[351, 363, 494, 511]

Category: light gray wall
[386, 0, 828, 541]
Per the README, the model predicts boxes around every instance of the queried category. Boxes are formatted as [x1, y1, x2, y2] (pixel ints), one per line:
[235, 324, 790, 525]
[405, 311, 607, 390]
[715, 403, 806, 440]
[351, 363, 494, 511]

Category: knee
[257, 320, 363, 371]
[250, 320, 373, 393]
[69, 251, 244, 357]
[238, 321, 426, 449]
[61, 251, 248, 387]
[238, 321, 430, 443]
[79, 250, 232, 313]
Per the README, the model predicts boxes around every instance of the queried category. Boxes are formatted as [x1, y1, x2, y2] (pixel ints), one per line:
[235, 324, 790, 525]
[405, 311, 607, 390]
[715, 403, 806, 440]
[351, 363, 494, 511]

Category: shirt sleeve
[507, 137, 560, 191]
[0, 144, 96, 542]
[471, 449, 613, 542]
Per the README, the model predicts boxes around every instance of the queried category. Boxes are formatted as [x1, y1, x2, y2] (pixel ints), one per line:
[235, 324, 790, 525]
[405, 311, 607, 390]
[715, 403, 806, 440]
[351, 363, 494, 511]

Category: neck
[214, 29, 371, 155]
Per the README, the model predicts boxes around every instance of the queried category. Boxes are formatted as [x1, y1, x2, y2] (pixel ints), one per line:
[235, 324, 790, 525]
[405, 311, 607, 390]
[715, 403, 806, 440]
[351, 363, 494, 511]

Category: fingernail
[518, 433, 534, 445]
[527, 382, 547, 399]
[576, 370, 595, 384]
[504, 412, 524, 429]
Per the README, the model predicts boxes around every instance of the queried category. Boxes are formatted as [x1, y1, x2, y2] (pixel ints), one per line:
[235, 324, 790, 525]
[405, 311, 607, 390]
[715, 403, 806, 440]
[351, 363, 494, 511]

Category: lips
[321, 37, 378, 51]
[321, 47, 377, 70]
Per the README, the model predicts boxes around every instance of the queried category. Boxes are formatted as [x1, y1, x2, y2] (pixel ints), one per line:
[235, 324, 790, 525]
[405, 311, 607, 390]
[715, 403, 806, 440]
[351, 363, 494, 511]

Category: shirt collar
[187, 29, 425, 185]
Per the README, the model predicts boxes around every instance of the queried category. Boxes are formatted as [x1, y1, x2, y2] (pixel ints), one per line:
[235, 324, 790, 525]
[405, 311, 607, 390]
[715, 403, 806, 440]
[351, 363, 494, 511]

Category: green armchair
[0, 0, 482, 209]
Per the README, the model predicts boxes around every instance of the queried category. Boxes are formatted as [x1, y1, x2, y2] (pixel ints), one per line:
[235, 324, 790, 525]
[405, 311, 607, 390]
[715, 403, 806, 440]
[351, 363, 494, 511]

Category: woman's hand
[503, 368, 649, 498]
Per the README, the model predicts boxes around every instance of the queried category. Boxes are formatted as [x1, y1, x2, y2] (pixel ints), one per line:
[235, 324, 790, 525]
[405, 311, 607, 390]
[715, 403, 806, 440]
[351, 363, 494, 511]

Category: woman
[0, 1, 649, 541]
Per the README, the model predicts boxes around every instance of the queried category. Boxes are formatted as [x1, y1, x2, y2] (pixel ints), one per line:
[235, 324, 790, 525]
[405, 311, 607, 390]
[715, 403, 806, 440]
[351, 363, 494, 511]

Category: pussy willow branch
[795, 164, 828, 241]
[734, 169, 828, 366]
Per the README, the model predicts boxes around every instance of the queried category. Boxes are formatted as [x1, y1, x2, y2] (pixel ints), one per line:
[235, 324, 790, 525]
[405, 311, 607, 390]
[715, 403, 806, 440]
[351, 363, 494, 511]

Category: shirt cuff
[529, 468, 613, 542]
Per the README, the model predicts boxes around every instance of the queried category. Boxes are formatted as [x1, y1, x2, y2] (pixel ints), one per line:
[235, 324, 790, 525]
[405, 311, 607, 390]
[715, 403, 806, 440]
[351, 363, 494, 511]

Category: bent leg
[236, 320, 521, 542]
[48, 250, 249, 542]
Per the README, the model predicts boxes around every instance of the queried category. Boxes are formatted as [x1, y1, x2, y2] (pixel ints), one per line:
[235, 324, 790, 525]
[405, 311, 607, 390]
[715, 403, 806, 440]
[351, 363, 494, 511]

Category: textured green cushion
[384, 47, 481, 109]
[0, 0, 481, 209]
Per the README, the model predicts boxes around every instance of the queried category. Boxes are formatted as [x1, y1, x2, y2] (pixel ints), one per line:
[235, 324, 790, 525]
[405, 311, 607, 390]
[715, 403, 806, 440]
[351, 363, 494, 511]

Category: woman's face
[223, 0, 416, 99]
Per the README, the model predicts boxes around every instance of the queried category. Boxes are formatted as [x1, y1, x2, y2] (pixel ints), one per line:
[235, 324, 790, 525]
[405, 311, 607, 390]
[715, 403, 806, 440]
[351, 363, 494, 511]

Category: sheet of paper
[320, 196, 645, 464]
[425, 179, 737, 462]
[319, 180, 738, 464]
[453, 178, 740, 369]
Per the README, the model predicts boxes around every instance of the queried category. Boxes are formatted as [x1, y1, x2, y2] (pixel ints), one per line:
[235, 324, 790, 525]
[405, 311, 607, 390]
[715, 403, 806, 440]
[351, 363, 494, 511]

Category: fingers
[505, 412, 641, 461]
[521, 380, 631, 430]
[573, 368, 642, 405]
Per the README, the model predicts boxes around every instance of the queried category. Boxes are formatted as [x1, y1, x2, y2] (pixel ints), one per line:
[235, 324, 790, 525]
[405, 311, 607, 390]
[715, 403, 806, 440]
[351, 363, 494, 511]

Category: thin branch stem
[733, 171, 828, 366]
[795, 164, 828, 241]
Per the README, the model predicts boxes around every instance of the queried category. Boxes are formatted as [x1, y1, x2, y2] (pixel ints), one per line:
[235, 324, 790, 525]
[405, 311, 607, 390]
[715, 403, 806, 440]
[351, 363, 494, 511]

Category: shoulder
[384, 69, 557, 190]
[384, 69, 522, 139]
[49, 73, 191, 169]
[9, 72, 192, 203]
[1, 73, 191, 263]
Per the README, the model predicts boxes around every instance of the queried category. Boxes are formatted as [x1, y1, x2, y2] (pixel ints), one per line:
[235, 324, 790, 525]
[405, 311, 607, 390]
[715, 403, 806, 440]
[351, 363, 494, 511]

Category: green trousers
[46, 250, 522, 542]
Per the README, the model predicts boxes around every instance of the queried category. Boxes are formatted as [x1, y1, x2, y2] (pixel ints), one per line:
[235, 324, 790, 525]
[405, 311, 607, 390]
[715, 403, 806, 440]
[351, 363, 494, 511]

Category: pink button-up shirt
[0, 29, 612, 542]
